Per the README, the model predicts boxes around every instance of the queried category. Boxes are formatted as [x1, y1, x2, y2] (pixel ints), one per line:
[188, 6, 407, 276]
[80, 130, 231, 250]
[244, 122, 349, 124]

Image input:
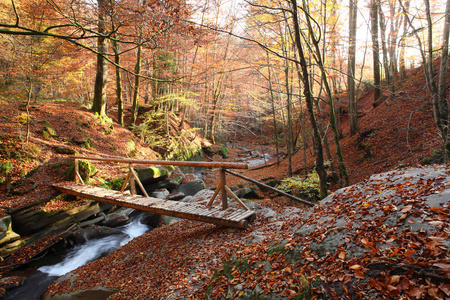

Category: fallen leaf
[401, 205, 412, 213]
[354, 270, 365, 279]
[389, 275, 401, 284]
[349, 264, 362, 270]
[429, 221, 443, 226]
[408, 287, 423, 298]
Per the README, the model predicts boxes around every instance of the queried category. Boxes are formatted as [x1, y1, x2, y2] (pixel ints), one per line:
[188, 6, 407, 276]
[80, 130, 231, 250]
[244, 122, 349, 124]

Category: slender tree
[348, 0, 358, 136]
[301, 0, 349, 187]
[112, 36, 124, 126]
[370, 0, 381, 102]
[398, 0, 410, 80]
[289, 0, 328, 198]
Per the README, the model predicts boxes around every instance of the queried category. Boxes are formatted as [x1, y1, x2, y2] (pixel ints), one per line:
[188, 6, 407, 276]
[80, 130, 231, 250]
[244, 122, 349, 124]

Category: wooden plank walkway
[52, 182, 256, 229]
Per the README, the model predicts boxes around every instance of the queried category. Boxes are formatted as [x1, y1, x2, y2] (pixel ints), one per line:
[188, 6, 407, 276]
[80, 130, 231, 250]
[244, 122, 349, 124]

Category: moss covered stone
[135, 166, 173, 183]
[78, 160, 97, 182]
[44, 126, 56, 136]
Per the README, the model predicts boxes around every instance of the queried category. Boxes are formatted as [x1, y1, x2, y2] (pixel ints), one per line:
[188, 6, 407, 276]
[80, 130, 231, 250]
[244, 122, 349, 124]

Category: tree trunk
[301, 0, 349, 187]
[371, 0, 381, 102]
[267, 53, 280, 165]
[399, 1, 410, 80]
[130, 43, 142, 125]
[112, 38, 123, 126]
[378, 4, 390, 84]
[438, 0, 450, 160]
[388, 0, 400, 96]
[290, 0, 328, 199]
[348, 0, 358, 136]
[92, 0, 109, 117]
[284, 62, 293, 176]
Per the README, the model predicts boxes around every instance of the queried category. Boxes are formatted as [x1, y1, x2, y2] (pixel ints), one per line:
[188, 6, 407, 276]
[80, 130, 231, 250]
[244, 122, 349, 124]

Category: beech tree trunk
[267, 53, 280, 165]
[112, 38, 124, 126]
[348, 0, 358, 136]
[370, 0, 381, 102]
[399, 1, 410, 80]
[92, 0, 109, 117]
[437, 0, 450, 160]
[378, 4, 390, 84]
[130, 43, 142, 125]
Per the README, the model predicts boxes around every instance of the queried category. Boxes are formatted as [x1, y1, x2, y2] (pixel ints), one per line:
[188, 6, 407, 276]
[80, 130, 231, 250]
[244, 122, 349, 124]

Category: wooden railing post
[220, 168, 227, 209]
[74, 158, 79, 183]
[129, 164, 136, 195]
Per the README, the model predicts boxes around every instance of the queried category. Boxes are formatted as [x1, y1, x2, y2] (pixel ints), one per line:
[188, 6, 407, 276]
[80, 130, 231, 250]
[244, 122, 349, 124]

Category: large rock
[151, 189, 170, 199]
[12, 203, 103, 236]
[0, 215, 20, 245]
[78, 160, 97, 182]
[100, 207, 134, 227]
[69, 225, 126, 245]
[135, 166, 174, 185]
[165, 167, 185, 190]
[176, 179, 206, 196]
[161, 215, 181, 225]
[294, 165, 450, 257]
[234, 187, 263, 199]
[167, 192, 185, 201]
[0, 239, 25, 258]
[132, 211, 161, 229]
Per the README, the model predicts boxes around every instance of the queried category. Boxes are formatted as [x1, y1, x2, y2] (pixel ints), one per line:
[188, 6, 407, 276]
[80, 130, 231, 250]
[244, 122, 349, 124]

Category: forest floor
[0, 62, 448, 299]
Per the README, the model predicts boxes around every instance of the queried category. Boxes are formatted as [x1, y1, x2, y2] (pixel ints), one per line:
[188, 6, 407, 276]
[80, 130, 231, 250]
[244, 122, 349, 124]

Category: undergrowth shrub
[277, 171, 321, 201]
[132, 108, 202, 160]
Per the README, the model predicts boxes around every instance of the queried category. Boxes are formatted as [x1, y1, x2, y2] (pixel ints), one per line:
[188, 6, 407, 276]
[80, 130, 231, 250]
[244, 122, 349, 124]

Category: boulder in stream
[100, 207, 134, 227]
[69, 225, 126, 245]
[176, 179, 206, 196]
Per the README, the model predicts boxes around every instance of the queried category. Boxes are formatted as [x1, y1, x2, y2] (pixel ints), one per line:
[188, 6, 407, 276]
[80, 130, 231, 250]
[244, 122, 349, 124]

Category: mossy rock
[219, 144, 229, 158]
[78, 160, 97, 182]
[135, 166, 173, 184]
[44, 126, 57, 136]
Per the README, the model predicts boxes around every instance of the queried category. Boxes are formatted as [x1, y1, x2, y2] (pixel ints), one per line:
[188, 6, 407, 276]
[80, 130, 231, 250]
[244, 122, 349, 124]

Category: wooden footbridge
[52, 156, 257, 229]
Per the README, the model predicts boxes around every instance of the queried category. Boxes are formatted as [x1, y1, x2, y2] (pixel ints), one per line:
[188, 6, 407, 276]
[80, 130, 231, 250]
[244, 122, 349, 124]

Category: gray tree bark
[92, 0, 109, 117]
[348, 0, 358, 136]
[371, 0, 381, 102]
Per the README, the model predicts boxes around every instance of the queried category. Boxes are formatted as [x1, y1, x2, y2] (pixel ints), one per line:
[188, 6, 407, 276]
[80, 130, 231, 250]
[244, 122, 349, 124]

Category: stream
[246, 153, 272, 168]
[3, 213, 150, 300]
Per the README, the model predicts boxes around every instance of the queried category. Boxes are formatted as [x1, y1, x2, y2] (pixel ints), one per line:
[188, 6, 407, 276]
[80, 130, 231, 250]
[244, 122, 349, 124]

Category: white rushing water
[38, 215, 149, 277]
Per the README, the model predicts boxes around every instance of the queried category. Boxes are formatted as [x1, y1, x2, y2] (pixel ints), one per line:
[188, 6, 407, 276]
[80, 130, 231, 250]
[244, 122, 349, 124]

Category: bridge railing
[71, 156, 250, 210]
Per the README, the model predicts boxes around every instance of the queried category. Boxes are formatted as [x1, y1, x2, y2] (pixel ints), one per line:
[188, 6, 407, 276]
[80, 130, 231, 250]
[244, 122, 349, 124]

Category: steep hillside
[221, 64, 441, 190]
[0, 100, 158, 212]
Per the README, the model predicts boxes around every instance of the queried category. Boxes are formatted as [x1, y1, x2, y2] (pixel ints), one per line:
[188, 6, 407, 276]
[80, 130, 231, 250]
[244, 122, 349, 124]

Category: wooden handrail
[70, 156, 248, 170]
